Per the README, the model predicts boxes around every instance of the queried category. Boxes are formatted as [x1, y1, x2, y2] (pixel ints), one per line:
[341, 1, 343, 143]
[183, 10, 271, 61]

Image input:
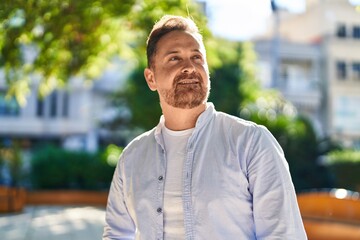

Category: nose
[181, 59, 196, 73]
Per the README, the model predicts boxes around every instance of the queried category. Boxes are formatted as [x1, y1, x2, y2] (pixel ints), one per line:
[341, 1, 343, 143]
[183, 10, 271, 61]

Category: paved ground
[0, 205, 106, 240]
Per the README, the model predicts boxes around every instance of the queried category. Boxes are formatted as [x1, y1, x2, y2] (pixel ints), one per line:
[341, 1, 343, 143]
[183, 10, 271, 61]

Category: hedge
[30, 145, 119, 190]
[326, 150, 360, 191]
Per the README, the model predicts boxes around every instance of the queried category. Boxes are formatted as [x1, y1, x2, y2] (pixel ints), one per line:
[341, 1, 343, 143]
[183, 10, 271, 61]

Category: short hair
[146, 15, 203, 68]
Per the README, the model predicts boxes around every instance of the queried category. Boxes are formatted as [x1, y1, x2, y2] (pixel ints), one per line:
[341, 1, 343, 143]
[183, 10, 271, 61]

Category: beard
[159, 71, 210, 109]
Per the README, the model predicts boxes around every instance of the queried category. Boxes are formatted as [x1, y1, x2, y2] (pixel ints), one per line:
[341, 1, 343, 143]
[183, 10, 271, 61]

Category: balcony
[0, 117, 91, 137]
[278, 76, 322, 110]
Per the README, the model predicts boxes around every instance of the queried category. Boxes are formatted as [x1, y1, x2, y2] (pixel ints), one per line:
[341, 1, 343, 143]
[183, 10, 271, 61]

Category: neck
[161, 102, 206, 131]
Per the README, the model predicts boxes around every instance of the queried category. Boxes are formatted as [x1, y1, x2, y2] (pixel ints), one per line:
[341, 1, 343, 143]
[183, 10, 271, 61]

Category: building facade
[255, 0, 360, 147]
[0, 60, 129, 152]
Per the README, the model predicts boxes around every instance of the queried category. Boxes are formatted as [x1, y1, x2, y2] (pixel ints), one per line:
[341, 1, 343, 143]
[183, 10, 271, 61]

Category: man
[103, 15, 307, 240]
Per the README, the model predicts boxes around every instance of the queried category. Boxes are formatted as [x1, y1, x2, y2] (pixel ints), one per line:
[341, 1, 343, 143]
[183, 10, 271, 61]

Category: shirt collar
[155, 102, 215, 143]
[195, 102, 215, 129]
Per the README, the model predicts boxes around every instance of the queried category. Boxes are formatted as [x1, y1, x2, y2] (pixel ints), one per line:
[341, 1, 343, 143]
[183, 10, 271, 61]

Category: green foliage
[240, 92, 333, 191]
[1, 0, 337, 193]
[326, 149, 360, 191]
[103, 144, 123, 167]
[233, 43, 335, 191]
[0, 140, 23, 187]
[30, 145, 116, 190]
[208, 40, 241, 116]
[327, 149, 360, 163]
[209, 40, 266, 117]
[108, 59, 161, 131]
[1, 0, 204, 104]
[238, 42, 260, 101]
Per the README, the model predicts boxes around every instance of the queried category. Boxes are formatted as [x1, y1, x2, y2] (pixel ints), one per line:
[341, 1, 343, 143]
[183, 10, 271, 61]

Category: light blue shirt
[103, 103, 307, 240]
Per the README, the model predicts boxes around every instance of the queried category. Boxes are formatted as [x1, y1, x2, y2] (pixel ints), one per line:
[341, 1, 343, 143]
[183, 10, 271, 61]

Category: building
[0, 60, 129, 152]
[255, 0, 360, 147]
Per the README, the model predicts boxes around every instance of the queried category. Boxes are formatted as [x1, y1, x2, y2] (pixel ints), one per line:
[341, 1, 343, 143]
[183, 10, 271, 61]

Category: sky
[205, 0, 360, 41]
[205, 0, 306, 41]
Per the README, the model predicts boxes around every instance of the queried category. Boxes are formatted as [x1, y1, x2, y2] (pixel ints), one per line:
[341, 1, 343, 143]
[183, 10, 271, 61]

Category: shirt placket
[156, 144, 166, 240]
[183, 139, 195, 240]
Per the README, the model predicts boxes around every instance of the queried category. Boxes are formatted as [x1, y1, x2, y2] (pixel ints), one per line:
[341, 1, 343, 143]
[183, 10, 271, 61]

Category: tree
[208, 40, 242, 116]
[2, 1, 335, 191]
[112, 61, 162, 131]
[239, 87, 334, 191]
[0, 0, 205, 104]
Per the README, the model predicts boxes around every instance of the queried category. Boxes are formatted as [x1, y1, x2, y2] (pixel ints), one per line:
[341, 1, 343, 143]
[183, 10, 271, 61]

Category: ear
[144, 68, 157, 91]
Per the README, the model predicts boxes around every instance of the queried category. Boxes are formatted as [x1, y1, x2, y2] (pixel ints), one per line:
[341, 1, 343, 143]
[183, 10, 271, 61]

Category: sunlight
[332, 189, 349, 199]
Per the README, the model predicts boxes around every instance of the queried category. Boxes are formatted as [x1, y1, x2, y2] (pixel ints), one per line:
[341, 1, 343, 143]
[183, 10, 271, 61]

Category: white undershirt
[162, 126, 194, 239]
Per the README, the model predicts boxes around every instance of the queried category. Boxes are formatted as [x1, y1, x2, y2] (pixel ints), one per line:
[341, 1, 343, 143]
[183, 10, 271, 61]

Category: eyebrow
[163, 49, 202, 56]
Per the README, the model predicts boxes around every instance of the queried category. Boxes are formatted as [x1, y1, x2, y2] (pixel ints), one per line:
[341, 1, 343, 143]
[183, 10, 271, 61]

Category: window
[352, 62, 360, 80]
[36, 91, 69, 118]
[49, 91, 57, 118]
[36, 98, 44, 117]
[336, 61, 347, 80]
[0, 93, 20, 116]
[280, 67, 289, 88]
[62, 91, 69, 118]
[336, 24, 347, 38]
[353, 26, 360, 39]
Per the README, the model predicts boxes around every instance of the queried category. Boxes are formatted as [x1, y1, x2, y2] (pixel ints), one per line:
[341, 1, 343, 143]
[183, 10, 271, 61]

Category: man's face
[144, 30, 210, 109]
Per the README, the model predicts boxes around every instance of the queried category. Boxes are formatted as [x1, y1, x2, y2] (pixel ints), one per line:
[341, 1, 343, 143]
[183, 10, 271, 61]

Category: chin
[173, 100, 206, 109]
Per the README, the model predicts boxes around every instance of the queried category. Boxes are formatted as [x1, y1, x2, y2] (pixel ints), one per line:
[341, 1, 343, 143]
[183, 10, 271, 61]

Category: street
[0, 205, 105, 240]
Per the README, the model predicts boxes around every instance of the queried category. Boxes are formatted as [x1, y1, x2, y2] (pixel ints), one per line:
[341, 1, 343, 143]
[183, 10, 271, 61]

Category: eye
[169, 56, 180, 61]
[192, 55, 203, 62]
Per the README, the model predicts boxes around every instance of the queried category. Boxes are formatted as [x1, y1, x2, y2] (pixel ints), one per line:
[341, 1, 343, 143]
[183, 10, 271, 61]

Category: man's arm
[103, 155, 136, 240]
[247, 126, 307, 239]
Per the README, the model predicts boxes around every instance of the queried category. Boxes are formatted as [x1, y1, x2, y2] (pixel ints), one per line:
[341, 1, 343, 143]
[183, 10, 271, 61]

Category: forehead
[156, 30, 205, 55]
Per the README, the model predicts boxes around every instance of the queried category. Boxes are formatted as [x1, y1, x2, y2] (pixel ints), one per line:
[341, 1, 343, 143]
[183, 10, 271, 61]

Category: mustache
[173, 72, 203, 85]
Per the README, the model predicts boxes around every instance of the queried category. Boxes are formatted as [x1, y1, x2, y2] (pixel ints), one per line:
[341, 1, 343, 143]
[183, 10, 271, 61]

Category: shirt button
[158, 176, 163, 181]
[157, 207, 163, 213]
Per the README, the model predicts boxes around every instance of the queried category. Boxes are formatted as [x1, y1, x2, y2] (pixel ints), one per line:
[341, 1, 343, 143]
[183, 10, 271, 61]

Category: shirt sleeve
[247, 126, 307, 240]
[103, 154, 136, 240]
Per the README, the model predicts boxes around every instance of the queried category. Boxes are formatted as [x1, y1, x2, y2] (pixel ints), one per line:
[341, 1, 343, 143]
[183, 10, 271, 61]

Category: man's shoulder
[212, 111, 276, 147]
[122, 127, 157, 154]
[214, 111, 261, 130]
[211, 111, 274, 141]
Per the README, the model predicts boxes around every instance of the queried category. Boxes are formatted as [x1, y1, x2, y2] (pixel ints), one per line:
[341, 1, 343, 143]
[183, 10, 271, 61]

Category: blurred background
[0, 0, 360, 239]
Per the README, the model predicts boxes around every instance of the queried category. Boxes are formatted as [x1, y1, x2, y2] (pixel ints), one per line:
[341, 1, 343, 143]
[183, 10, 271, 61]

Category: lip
[177, 79, 200, 85]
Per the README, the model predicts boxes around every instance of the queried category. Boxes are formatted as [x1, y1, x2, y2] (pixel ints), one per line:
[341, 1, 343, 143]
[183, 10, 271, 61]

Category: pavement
[0, 205, 106, 240]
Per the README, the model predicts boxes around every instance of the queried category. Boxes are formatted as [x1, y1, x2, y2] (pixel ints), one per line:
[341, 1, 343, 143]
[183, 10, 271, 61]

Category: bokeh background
[1, 0, 360, 239]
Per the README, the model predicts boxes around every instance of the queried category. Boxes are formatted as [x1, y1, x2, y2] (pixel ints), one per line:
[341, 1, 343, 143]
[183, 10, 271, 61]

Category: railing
[0, 118, 91, 135]
[298, 189, 360, 240]
[0, 186, 26, 213]
[278, 76, 320, 92]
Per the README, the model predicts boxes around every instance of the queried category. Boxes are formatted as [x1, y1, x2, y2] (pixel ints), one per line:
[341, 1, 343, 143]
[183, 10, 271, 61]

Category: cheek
[157, 67, 178, 80]
[198, 63, 209, 74]
[201, 69, 209, 82]
[154, 73, 176, 88]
